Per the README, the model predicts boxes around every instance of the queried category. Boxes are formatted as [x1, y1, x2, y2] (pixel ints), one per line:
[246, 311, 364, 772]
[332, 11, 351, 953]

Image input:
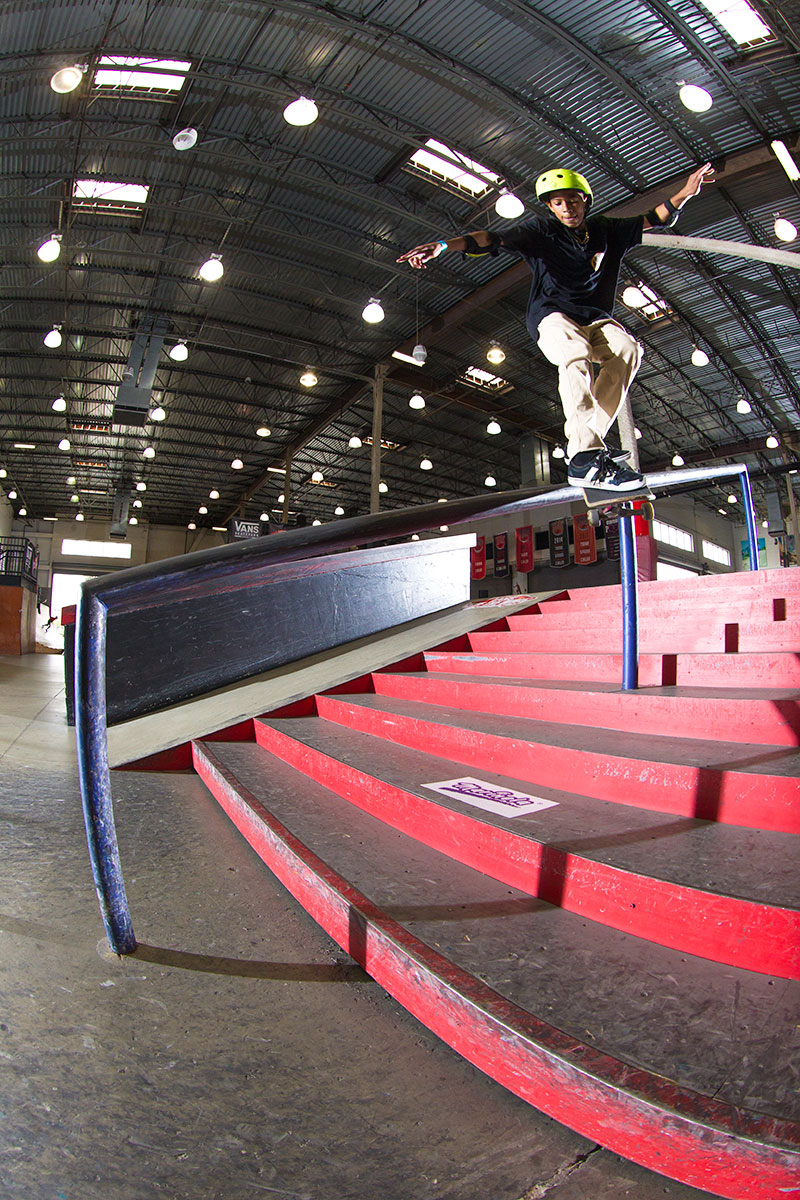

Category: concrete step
[313, 691, 800, 834]
[538, 566, 800, 610]
[192, 738, 800, 1200]
[370, 669, 800, 745]
[426, 648, 800, 689]
[250, 712, 800, 977]
[472, 622, 798, 653]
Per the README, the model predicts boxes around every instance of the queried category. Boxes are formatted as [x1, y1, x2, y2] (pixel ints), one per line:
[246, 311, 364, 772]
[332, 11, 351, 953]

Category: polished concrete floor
[1, 652, 716, 1199]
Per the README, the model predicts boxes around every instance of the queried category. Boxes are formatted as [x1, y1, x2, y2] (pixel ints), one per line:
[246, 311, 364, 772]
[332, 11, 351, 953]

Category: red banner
[516, 525, 534, 573]
[573, 514, 597, 565]
[549, 519, 571, 568]
[470, 535, 486, 580]
[604, 516, 620, 560]
[493, 532, 509, 577]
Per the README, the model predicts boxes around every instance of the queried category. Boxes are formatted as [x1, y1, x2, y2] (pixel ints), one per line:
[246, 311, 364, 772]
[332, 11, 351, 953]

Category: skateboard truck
[581, 485, 655, 527]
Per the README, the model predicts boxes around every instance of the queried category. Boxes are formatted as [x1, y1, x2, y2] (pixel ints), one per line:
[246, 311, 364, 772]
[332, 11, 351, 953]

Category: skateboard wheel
[587, 508, 601, 527]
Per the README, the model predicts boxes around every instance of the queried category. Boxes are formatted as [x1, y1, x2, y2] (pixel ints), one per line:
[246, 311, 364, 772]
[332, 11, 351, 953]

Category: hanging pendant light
[169, 339, 189, 361]
[199, 253, 224, 281]
[409, 392, 426, 410]
[283, 96, 318, 126]
[37, 234, 62, 262]
[690, 346, 709, 367]
[486, 417, 501, 435]
[495, 190, 524, 219]
[172, 127, 198, 151]
[44, 324, 62, 348]
[348, 434, 362, 449]
[50, 64, 85, 94]
[678, 81, 713, 112]
[362, 297, 385, 323]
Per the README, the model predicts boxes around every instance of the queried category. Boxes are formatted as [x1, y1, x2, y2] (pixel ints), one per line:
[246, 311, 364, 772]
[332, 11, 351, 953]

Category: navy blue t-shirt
[499, 214, 644, 335]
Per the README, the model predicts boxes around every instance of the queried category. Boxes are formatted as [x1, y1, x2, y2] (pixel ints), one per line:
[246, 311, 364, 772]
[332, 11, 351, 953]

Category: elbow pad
[647, 198, 680, 228]
[461, 232, 502, 257]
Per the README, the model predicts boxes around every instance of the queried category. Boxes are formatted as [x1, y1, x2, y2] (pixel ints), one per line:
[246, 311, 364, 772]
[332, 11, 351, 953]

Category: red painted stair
[137, 567, 800, 1198]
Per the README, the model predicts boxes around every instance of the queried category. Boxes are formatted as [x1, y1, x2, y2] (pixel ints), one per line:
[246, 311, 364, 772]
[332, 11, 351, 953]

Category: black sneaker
[567, 450, 646, 493]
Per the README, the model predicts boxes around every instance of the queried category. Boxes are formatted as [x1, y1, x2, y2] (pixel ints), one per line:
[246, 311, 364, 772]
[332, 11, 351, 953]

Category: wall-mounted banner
[470, 535, 486, 580]
[549, 519, 570, 568]
[227, 517, 264, 542]
[516, 524, 534, 573]
[573, 513, 597, 565]
[604, 515, 620, 560]
[423, 776, 559, 818]
[493, 531, 509, 576]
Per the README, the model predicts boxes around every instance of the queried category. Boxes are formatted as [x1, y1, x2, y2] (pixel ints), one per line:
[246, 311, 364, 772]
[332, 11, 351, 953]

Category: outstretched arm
[643, 162, 715, 229]
[396, 229, 495, 269]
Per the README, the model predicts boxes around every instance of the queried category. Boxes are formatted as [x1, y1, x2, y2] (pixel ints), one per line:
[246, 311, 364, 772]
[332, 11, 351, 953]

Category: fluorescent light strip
[771, 140, 800, 182]
[392, 350, 424, 366]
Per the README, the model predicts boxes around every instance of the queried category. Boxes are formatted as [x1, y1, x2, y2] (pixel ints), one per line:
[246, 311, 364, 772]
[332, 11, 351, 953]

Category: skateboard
[581, 484, 655, 527]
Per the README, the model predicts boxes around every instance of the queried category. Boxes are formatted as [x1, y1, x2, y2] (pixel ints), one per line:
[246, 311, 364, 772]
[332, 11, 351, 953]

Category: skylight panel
[73, 179, 150, 216]
[93, 56, 191, 94]
[696, 0, 773, 46]
[407, 139, 500, 198]
[459, 365, 512, 392]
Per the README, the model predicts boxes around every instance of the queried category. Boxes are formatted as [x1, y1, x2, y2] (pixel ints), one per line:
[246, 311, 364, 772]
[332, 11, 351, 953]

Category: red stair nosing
[371, 671, 800, 746]
[314, 693, 800, 835]
[425, 649, 800, 689]
[470, 625, 799, 654]
[251, 717, 800, 979]
[191, 740, 800, 1200]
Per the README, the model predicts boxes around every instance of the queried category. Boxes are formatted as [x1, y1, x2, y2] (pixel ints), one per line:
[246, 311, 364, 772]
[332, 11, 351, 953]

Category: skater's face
[547, 190, 588, 229]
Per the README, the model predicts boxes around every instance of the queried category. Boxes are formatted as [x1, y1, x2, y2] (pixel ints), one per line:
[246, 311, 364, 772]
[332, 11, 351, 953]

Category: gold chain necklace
[572, 226, 589, 245]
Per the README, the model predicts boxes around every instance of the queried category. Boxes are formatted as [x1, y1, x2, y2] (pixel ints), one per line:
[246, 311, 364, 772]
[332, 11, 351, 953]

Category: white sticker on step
[422, 776, 558, 817]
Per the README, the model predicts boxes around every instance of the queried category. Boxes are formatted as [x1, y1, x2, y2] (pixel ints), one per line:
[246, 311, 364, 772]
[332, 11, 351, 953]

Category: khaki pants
[537, 313, 643, 459]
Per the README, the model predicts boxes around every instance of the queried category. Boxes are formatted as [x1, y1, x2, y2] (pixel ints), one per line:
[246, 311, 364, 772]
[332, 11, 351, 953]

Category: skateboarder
[397, 163, 714, 493]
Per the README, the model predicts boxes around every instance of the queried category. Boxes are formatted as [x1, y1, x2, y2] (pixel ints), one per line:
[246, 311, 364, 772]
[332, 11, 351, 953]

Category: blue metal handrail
[76, 463, 759, 953]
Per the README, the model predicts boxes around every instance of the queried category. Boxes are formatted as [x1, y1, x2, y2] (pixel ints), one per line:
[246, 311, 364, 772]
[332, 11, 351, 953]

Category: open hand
[684, 162, 715, 198]
[396, 242, 444, 270]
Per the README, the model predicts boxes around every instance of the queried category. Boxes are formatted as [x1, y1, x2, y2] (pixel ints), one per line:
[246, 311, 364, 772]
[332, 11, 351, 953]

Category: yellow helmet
[535, 169, 593, 205]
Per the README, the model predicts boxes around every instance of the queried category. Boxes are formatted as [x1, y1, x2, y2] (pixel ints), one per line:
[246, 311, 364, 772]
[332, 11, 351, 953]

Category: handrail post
[75, 589, 136, 954]
[738, 466, 759, 572]
[619, 510, 639, 690]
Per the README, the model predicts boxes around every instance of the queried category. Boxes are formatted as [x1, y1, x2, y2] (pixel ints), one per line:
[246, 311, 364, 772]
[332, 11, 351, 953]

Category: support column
[519, 435, 551, 486]
[786, 474, 799, 566]
[369, 366, 387, 514]
[282, 456, 292, 525]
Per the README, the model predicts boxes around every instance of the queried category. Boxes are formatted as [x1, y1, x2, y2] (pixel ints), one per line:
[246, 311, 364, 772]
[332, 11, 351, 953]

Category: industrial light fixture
[66, 475, 75, 485]
[312, 519, 322, 526]
[283, 96, 318, 126]
[172, 127, 198, 151]
[150, 406, 166, 421]
[136, 482, 147, 491]
[409, 392, 426, 410]
[484, 472, 497, 487]
[412, 343, 427, 364]
[411, 533, 419, 541]
[299, 369, 318, 387]
[727, 494, 738, 504]
[209, 489, 220, 499]
[551, 445, 565, 459]
[362, 297, 385, 324]
[495, 190, 524, 219]
[44, 324, 62, 348]
[334, 505, 344, 516]
[378, 481, 388, 493]
[132, 499, 142, 509]
[51, 395, 67, 412]
[678, 81, 713, 112]
[58, 438, 71, 451]
[774, 215, 798, 242]
[256, 426, 271, 437]
[766, 435, 780, 449]
[672, 453, 685, 466]
[187, 521, 196, 530]
[75, 512, 85, 521]
[622, 285, 648, 308]
[770, 140, 800, 182]
[486, 341, 506, 365]
[198, 505, 208, 514]
[169, 339, 188, 361]
[142, 446, 156, 459]
[419, 457, 433, 470]
[199, 253, 224, 282]
[691, 346, 709, 367]
[635, 427, 643, 439]
[0, 468, 6, 478]
[127, 516, 138, 526]
[71, 494, 80, 503]
[439, 524, 449, 532]
[486, 417, 501, 435]
[8, 490, 17, 499]
[37, 234, 62, 262]
[277, 493, 285, 503]
[718, 508, 727, 516]
[762, 519, 769, 528]
[231, 457, 244, 469]
[50, 64, 85, 93]
[736, 396, 752, 414]
[348, 434, 362, 449]
[311, 469, 324, 483]
[260, 511, 269, 521]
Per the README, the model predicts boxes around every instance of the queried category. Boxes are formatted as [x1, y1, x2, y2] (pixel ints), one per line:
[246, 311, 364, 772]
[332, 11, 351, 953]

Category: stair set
[129, 566, 800, 1199]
